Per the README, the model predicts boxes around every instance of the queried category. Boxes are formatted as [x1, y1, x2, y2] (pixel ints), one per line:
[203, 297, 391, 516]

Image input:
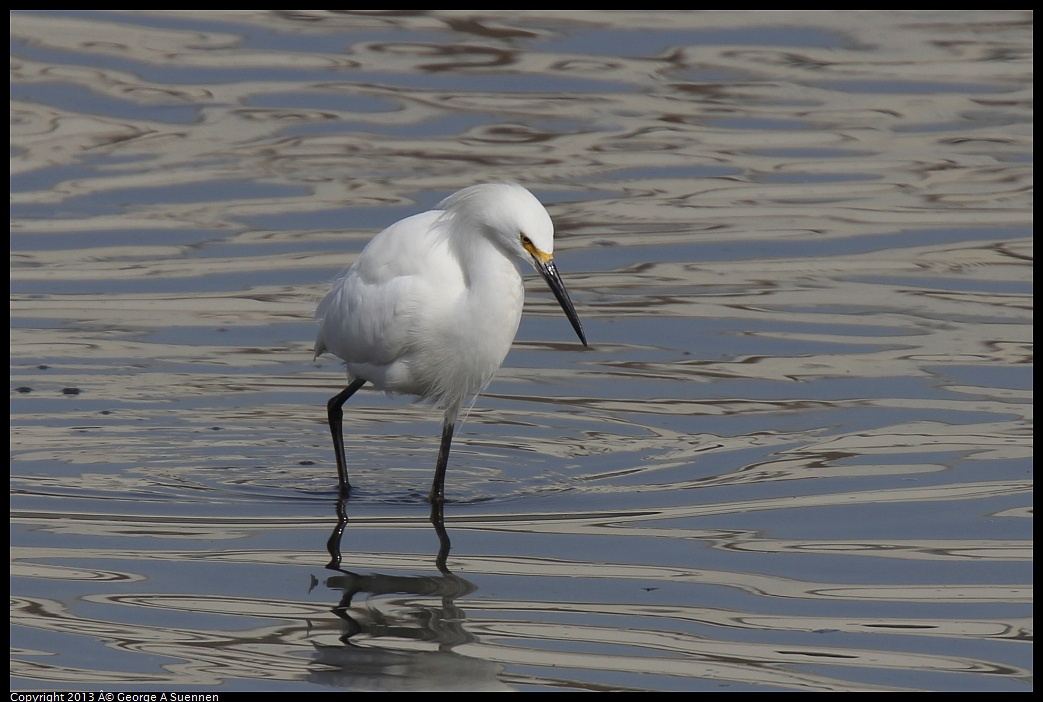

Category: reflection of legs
[430, 500, 451, 574]
[326, 495, 348, 571]
[327, 378, 366, 495]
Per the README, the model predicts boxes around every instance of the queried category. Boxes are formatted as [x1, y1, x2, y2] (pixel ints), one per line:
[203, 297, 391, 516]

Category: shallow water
[10, 10, 1032, 692]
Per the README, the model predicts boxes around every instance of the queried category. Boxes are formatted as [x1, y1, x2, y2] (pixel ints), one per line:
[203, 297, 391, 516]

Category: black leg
[327, 378, 366, 496]
[429, 419, 455, 504]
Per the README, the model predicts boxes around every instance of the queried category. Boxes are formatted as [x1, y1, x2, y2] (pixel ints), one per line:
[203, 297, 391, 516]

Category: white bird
[314, 183, 587, 502]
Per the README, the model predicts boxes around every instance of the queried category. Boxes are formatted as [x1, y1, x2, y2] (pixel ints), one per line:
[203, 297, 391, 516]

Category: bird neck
[447, 226, 520, 292]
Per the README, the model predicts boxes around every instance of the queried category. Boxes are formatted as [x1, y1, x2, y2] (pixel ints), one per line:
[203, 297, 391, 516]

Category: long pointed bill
[533, 255, 587, 347]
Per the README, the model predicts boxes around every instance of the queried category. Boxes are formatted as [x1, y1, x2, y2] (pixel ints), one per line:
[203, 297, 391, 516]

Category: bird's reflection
[312, 498, 505, 690]
[326, 498, 453, 574]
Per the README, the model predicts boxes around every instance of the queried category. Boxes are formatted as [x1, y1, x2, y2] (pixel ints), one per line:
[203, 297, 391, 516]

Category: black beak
[534, 257, 587, 347]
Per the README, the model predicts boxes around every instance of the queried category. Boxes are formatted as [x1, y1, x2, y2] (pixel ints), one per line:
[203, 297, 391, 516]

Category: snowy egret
[314, 183, 587, 502]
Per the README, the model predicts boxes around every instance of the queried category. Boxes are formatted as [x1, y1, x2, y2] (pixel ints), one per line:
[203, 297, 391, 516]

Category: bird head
[439, 183, 586, 347]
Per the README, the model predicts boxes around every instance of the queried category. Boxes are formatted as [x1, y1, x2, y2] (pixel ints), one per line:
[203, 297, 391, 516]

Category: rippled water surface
[10, 10, 1032, 692]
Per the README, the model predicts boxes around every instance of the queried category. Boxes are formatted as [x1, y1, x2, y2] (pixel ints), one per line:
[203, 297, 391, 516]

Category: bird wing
[314, 210, 455, 373]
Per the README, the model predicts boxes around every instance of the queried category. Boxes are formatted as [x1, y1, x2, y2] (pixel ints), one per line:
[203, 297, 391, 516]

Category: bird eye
[520, 234, 533, 248]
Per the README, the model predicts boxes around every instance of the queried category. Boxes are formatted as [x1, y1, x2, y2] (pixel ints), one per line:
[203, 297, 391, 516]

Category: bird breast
[397, 240, 525, 406]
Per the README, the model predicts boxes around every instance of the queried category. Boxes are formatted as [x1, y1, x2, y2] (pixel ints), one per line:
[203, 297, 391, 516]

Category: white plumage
[314, 183, 586, 502]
